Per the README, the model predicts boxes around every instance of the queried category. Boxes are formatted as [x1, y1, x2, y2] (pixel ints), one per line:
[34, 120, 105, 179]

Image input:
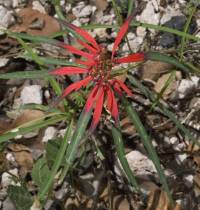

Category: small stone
[1, 169, 18, 188]
[160, 7, 183, 25]
[107, 43, 114, 52]
[71, 19, 81, 27]
[32, 1, 46, 13]
[42, 127, 57, 143]
[122, 36, 143, 52]
[110, 31, 117, 38]
[125, 150, 157, 179]
[65, 3, 71, 13]
[136, 2, 160, 25]
[175, 153, 187, 164]
[12, 0, 19, 8]
[78, 5, 94, 17]
[0, 6, 15, 28]
[72, 2, 85, 18]
[169, 137, 178, 144]
[0, 0, 12, 8]
[127, 32, 135, 40]
[136, 26, 146, 38]
[79, 17, 90, 24]
[177, 76, 199, 99]
[6, 152, 15, 162]
[44, 90, 50, 99]
[0, 58, 9, 67]
[2, 198, 15, 210]
[183, 175, 193, 188]
[20, 85, 42, 104]
[93, 28, 107, 39]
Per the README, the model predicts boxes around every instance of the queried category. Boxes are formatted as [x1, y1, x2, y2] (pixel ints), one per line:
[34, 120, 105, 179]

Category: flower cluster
[51, 15, 145, 131]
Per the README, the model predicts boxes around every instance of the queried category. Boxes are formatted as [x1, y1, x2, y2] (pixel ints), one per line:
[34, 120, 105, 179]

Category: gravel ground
[0, 0, 200, 210]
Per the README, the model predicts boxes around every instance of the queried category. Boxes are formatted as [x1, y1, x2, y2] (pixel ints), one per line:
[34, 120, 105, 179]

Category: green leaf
[0, 70, 50, 80]
[121, 95, 173, 204]
[150, 70, 176, 111]
[112, 125, 140, 192]
[146, 52, 192, 74]
[59, 108, 92, 182]
[179, 6, 196, 60]
[31, 157, 50, 190]
[8, 185, 33, 210]
[8, 31, 59, 45]
[0, 114, 66, 143]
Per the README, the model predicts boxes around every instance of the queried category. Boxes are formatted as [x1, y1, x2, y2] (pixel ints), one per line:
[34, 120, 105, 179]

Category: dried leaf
[91, 0, 108, 11]
[147, 189, 181, 210]
[8, 143, 33, 175]
[10, 8, 60, 36]
[140, 61, 174, 81]
[12, 110, 45, 128]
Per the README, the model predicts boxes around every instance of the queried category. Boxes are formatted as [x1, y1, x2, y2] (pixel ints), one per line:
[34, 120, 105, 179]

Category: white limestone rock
[136, 2, 160, 25]
[0, 6, 15, 28]
[42, 127, 57, 143]
[20, 85, 43, 104]
[177, 76, 199, 99]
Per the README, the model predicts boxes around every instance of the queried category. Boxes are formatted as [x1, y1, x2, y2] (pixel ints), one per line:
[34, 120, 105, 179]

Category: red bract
[50, 15, 145, 132]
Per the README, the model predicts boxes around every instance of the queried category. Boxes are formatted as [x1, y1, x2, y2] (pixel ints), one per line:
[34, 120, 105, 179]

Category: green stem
[179, 6, 196, 61]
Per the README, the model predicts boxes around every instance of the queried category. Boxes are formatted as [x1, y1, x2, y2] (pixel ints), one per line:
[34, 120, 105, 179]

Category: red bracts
[50, 15, 145, 131]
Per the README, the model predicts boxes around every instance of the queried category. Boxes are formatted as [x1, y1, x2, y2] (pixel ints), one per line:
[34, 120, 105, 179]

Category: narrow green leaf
[0, 114, 66, 143]
[61, 108, 92, 178]
[150, 70, 176, 111]
[146, 52, 191, 74]
[121, 96, 173, 203]
[8, 185, 33, 210]
[16, 37, 44, 66]
[28, 56, 81, 67]
[8, 31, 59, 45]
[38, 119, 73, 201]
[112, 125, 140, 192]
[128, 0, 135, 16]
[179, 6, 196, 60]
[82, 22, 200, 42]
[0, 70, 50, 80]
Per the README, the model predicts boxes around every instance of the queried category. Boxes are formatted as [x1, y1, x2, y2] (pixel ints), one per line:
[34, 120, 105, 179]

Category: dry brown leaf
[120, 117, 137, 136]
[147, 189, 181, 210]
[91, 0, 108, 11]
[8, 143, 31, 152]
[12, 109, 45, 128]
[140, 61, 174, 81]
[8, 143, 33, 175]
[10, 8, 60, 36]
